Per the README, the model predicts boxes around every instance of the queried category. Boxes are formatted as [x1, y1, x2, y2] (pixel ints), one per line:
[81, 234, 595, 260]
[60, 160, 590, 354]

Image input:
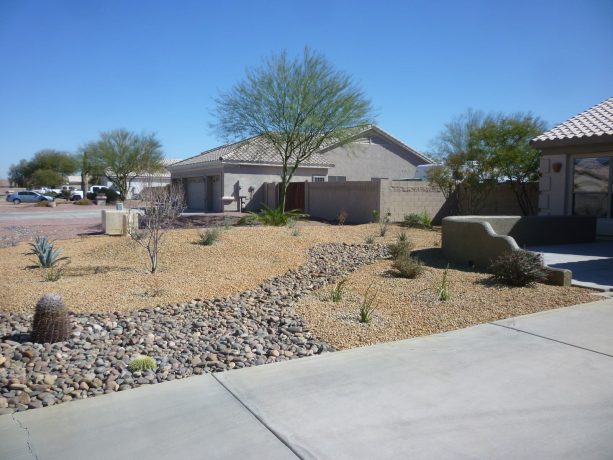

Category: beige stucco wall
[305, 181, 380, 223]
[321, 133, 429, 181]
[379, 180, 446, 222]
[223, 165, 328, 212]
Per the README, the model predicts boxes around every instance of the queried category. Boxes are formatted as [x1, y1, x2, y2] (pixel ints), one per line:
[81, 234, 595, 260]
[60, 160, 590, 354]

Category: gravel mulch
[0, 224, 432, 314]
[0, 243, 387, 415]
[295, 247, 600, 350]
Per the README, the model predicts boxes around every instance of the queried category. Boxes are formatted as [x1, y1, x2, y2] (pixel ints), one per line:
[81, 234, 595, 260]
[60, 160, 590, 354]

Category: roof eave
[530, 133, 613, 149]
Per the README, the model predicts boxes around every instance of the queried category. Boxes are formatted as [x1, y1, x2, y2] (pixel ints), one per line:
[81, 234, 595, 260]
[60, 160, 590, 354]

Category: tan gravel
[296, 251, 600, 350]
[0, 223, 429, 314]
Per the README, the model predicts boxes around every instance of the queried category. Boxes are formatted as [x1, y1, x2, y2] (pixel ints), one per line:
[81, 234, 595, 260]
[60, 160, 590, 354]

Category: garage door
[187, 177, 205, 210]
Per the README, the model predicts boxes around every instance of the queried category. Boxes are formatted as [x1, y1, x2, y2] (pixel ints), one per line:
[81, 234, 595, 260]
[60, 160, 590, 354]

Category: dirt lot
[0, 223, 436, 314]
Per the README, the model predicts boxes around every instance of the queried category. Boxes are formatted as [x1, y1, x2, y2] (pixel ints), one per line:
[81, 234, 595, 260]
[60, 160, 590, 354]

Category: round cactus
[31, 293, 70, 344]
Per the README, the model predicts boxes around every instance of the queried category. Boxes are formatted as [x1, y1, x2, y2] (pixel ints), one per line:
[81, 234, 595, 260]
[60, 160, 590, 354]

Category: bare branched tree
[129, 179, 185, 273]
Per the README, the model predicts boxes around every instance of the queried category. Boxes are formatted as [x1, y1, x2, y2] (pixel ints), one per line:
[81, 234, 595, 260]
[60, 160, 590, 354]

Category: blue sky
[0, 0, 611, 177]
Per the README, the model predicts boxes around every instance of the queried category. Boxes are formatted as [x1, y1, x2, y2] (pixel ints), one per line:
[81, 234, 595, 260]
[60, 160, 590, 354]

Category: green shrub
[42, 265, 65, 282]
[358, 283, 378, 323]
[371, 210, 380, 223]
[28, 236, 69, 268]
[330, 279, 347, 302]
[252, 205, 307, 226]
[198, 228, 221, 246]
[392, 254, 423, 279]
[128, 355, 157, 372]
[403, 210, 431, 229]
[365, 235, 375, 245]
[388, 234, 413, 259]
[489, 250, 546, 287]
[104, 188, 120, 203]
[75, 198, 92, 205]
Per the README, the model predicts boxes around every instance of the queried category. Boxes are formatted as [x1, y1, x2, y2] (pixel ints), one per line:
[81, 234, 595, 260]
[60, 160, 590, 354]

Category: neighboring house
[532, 96, 613, 236]
[168, 126, 432, 212]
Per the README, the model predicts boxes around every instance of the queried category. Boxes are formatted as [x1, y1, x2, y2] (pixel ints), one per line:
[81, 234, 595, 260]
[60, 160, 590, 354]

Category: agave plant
[28, 236, 69, 268]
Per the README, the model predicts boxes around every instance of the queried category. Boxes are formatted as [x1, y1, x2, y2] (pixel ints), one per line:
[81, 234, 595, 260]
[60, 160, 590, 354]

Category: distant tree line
[8, 129, 165, 196]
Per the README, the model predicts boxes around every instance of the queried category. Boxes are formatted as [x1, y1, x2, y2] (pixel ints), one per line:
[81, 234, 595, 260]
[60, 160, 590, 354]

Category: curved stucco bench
[441, 216, 572, 286]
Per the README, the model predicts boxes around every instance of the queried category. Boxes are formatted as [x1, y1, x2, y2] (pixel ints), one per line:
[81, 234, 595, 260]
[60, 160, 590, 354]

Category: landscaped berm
[0, 222, 598, 414]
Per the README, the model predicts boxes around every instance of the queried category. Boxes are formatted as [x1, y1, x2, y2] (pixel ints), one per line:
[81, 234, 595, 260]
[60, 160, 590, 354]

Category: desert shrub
[237, 214, 257, 226]
[387, 234, 413, 259]
[330, 279, 347, 302]
[392, 254, 423, 279]
[371, 210, 380, 223]
[338, 209, 348, 225]
[223, 217, 233, 230]
[28, 236, 69, 268]
[42, 265, 66, 282]
[379, 211, 391, 236]
[128, 355, 157, 372]
[75, 198, 93, 205]
[403, 210, 432, 229]
[358, 283, 378, 323]
[290, 228, 300, 237]
[489, 250, 546, 287]
[35, 200, 53, 207]
[31, 293, 70, 343]
[198, 228, 221, 246]
[252, 205, 307, 226]
[104, 188, 120, 203]
[365, 235, 375, 245]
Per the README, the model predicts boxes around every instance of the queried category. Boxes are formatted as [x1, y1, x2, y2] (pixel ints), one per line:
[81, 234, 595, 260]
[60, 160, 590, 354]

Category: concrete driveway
[1, 299, 612, 459]
[529, 241, 613, 291]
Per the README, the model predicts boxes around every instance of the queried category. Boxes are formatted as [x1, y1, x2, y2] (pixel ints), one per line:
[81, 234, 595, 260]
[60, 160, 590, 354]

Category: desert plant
[371, 209, 380, 223]
[223, 217, 233, 230]
[387, 233, 413, 259]
[437, 265, 451, 301]
[35, 200, 53, 207]
[28, 236, 69, 268]
[358, 283, 378, 323]
[379, 210, 391, 236]
[252, 205, 307, 226]
[129, 182, 185, 273]
[392, 254, 423, 279]
[198, 227, 221, 246]
[365, 235, 375, 245]
[75, 198, 93, 205]
[128, 355, 157, 373]
[291, 228, 301, 237]
[42, 265, 66, 282]
[338, 209, 348, 225]
[330, 279, 347, 302]
[489, 250, 546, 287]
[31, 293, 70, 343]
[403, 210, 432, 229]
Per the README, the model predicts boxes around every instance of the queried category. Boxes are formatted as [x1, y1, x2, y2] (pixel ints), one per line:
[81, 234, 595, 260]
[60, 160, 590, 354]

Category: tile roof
[170, 135, 333, 168]
[532, 96, 613, 145]
[170, 126, 431, 169]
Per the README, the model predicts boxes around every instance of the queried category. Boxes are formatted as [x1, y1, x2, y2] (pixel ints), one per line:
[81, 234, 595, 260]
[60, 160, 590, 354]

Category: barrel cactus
[31, 293, 70, 343]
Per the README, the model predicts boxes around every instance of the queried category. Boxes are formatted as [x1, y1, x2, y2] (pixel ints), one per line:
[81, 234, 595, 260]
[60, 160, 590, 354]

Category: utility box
[101, 210, 139, 236]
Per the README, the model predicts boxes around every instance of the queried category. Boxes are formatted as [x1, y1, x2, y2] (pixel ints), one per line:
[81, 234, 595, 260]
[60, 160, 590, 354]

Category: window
[572, 157, 611, 218]
[312, 176, 326, 182]
[328, 176, 346, 182]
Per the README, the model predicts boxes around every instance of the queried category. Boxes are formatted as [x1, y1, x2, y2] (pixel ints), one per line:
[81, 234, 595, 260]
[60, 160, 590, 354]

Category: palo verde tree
[212, 48, 374, 213]
[90, 129, 164, 198]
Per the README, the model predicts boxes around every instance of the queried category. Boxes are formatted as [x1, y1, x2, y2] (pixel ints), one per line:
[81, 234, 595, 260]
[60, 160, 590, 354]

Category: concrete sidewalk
[1, 299, 612, 459]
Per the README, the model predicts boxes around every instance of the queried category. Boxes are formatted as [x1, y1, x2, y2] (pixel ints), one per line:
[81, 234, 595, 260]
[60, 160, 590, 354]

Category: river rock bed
[0, 243, 387, 414]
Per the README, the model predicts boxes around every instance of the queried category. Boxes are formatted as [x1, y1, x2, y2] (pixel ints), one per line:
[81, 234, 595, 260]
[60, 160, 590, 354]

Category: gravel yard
[0, 223, 433, 314]
[295, 248, 599, 350]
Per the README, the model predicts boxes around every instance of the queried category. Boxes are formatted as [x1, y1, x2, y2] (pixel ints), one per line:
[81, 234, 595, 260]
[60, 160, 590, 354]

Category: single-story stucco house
[532, 96, 613, 236]
[168, 125, 432, 212]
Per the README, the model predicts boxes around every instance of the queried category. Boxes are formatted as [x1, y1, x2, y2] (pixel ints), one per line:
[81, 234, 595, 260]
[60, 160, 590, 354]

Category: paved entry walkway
[529, 241, 613, 291]
[1, 299, 612, 459]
